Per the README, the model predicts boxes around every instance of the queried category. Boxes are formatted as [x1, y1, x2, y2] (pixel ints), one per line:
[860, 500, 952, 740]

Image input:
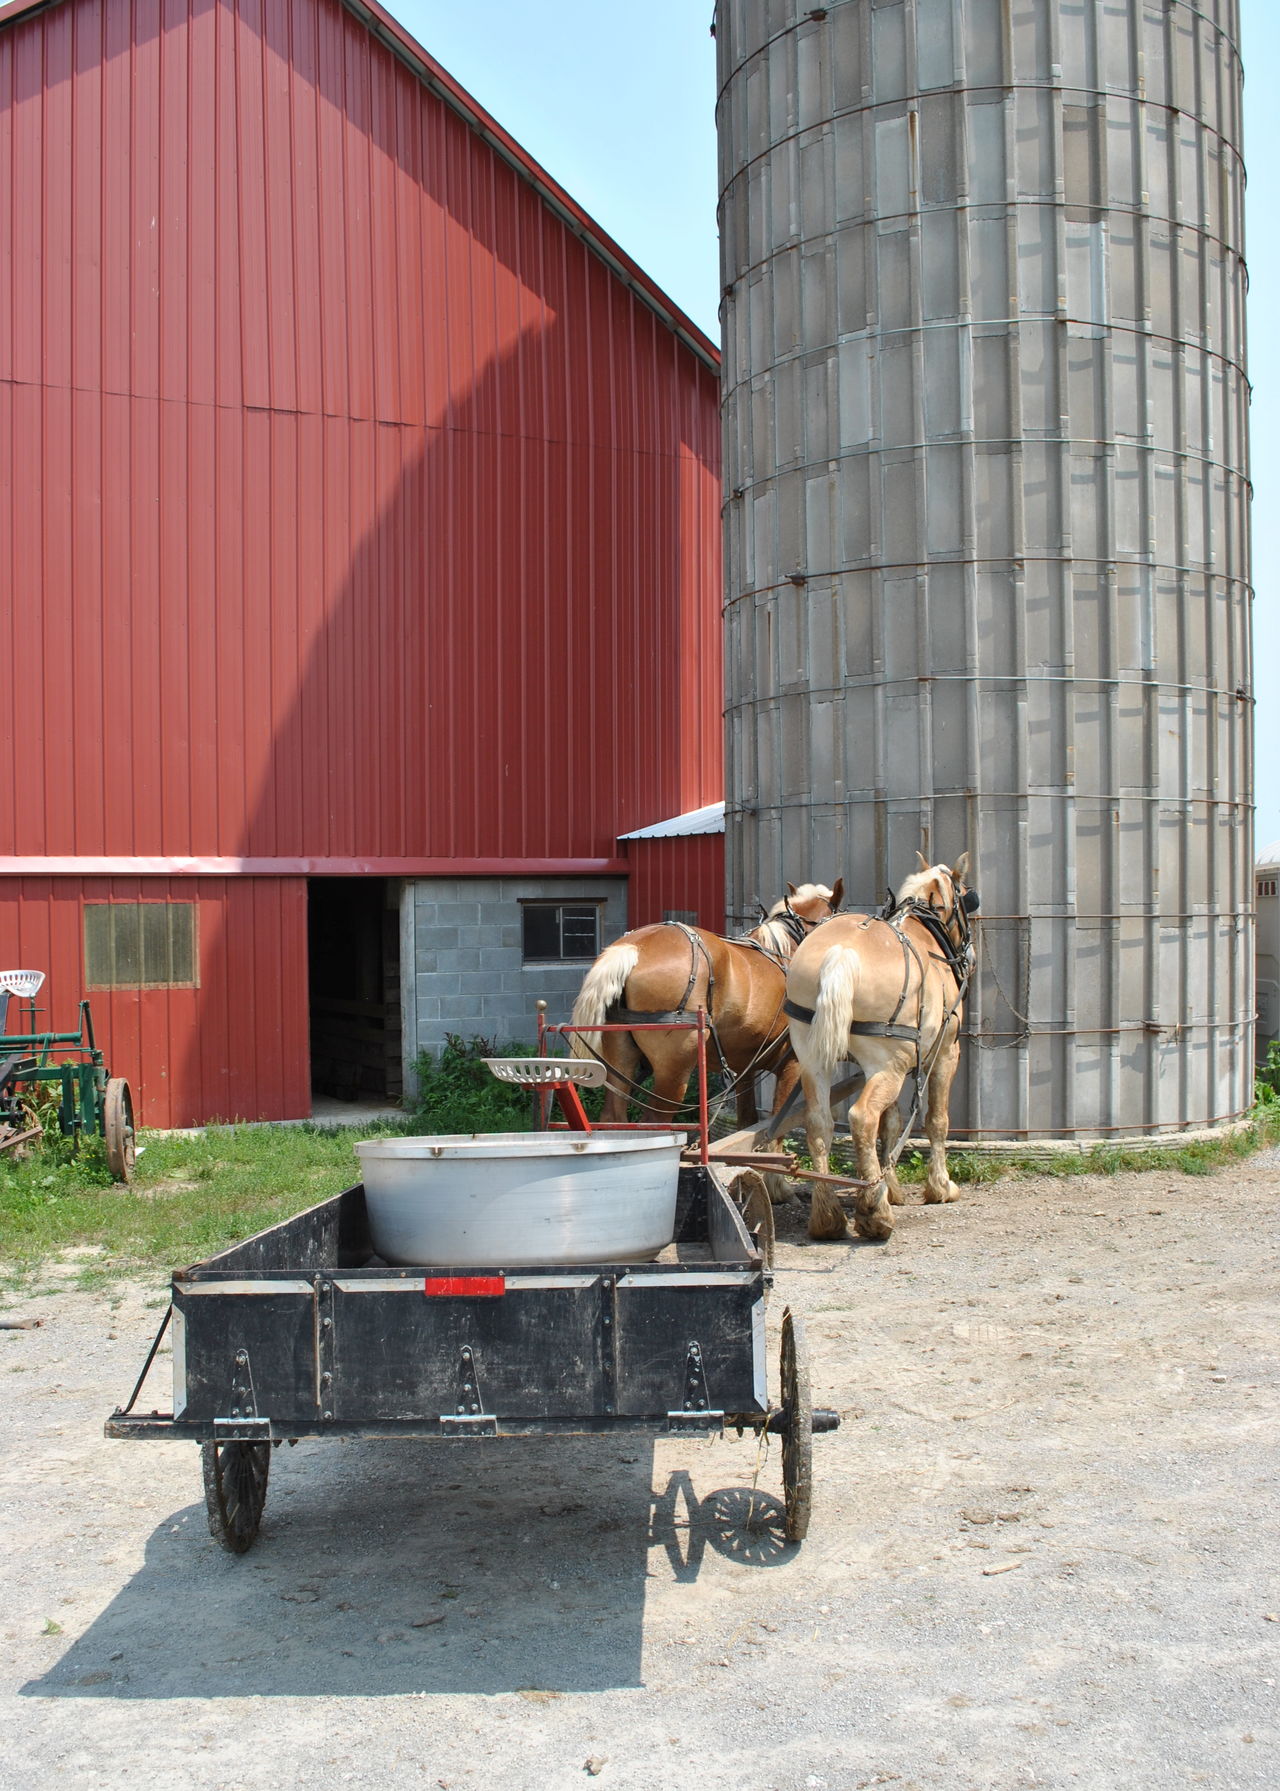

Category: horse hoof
[763, 1172, 794, 1207]
[807, 1200, 849, 1242]
[886, 1183, 907, 1206]
[854, 1186, 895, 1240]
[923, 1179, 961, 1205]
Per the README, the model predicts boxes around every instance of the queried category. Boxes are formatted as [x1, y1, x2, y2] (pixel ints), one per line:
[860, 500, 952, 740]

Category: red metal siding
[625, 837, 726, 935]
[0, 0, 723, 869]
[0, 876, 310, 1127]
[0, 0, 722, 1124]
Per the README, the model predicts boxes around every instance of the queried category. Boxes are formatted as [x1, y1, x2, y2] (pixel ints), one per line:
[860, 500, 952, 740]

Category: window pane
[84, 905, 113, 986]
[560, 907, 599, 958]
[142, 903, 171, 984]
[169, 902, 195, 982]
[113, 908, 143, 985]
[522, 906, 561, 960]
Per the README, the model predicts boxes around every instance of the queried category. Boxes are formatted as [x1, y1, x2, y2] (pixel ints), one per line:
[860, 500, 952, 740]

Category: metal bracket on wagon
[667, 1339, 722, 1431]
[213, 1347, 271, 1438]
[440, 1345, 497, 1435]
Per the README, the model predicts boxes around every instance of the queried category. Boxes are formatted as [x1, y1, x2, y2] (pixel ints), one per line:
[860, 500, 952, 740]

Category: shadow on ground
[23, 1438, 792, 1700]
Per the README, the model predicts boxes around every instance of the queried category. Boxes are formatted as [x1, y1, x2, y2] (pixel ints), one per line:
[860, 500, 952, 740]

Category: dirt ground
[1, 1151, 1277, 1791]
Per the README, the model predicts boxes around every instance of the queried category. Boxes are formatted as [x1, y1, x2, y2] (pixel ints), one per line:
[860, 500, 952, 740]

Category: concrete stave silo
[717, 0, 1253, 1138]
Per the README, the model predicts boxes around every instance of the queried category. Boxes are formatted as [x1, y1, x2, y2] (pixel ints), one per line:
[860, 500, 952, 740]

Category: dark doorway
[307, 879, 402, 1103]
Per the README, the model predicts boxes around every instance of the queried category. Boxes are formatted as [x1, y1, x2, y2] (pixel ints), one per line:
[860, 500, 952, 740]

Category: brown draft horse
[569, 882, 843, 1125]
[784, 855, 978, 1242]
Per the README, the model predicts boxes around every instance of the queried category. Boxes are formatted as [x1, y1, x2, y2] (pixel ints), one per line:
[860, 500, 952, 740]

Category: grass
[0, 1120, 408, 1286]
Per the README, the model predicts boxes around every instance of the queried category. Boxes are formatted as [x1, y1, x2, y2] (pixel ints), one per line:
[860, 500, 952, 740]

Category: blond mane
[752, 883, 837, 956]
[894, 863, 951, 907]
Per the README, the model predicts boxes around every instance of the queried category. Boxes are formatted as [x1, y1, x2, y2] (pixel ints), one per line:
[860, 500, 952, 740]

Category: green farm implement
[0, 971, 136, 1181]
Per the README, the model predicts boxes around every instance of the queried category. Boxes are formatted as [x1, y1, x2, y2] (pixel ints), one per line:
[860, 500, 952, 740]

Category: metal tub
[353, 1131, 683, 1267]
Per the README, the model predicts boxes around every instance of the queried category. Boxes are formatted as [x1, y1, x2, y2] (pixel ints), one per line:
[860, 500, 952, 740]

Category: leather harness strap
[781, 894, 973, 1047]
[782, 996, 919, 1041]
[609, 923, 733, 1081]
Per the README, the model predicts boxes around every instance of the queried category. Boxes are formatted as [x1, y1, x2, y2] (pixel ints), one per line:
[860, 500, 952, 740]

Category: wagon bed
[106, 1164, 837, 1551]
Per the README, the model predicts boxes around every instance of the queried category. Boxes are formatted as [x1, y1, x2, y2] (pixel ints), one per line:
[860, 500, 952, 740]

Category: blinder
[962, 887, 980, 914]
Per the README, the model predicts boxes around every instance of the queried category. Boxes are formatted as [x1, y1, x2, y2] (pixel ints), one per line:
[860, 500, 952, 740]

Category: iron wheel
[103, 1078, 136, 1182]
[201, 1439, 271, 1553]
[780, 1306, 813, 1543]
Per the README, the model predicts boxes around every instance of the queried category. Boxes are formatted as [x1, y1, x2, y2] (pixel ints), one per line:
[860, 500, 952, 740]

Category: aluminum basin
[354, 1131, 683, 1267]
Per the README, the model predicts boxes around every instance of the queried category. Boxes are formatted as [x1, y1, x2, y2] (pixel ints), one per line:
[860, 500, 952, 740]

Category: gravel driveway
[1, 1154, 1277, 1791]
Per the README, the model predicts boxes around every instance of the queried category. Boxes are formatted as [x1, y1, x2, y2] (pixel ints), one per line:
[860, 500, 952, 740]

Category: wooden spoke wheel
[779, 1307, 814, 1543]
[202, 1439, 271, 1554]
[103, 1078, 136, 1183]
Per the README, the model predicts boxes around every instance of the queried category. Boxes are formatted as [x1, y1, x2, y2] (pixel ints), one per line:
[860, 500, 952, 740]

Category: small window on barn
[521, 902, 601, 964]
[85, 903, 197, 989]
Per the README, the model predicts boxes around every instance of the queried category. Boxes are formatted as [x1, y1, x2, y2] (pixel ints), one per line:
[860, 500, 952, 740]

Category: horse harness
[609, 923, 718, 1032]
[610, 908, 828, 1086]
[781, 887, 976, 1044]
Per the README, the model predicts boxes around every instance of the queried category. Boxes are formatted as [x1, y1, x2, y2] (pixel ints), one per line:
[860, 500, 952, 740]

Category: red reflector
[423, 1276, 506, 1297]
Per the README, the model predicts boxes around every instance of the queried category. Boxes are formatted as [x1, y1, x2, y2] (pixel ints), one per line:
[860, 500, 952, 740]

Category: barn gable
[0, 0, 724, 1120]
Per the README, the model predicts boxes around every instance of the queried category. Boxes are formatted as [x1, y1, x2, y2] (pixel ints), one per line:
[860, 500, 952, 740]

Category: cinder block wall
[402, 877, 628, 1088]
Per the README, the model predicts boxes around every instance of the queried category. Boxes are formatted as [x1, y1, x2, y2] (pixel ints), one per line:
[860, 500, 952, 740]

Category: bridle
[884, 873, 978, 991]
[742, 892, 840, 966]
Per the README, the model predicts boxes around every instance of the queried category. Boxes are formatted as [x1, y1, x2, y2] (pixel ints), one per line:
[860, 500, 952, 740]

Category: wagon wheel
[103, 1079, 135, 1183]
[779, 1307, 813, 1543]
[201, 1439, 271, 1554]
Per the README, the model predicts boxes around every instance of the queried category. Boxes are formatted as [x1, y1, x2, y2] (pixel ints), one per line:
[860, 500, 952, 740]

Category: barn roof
[0, 0, 719, 374]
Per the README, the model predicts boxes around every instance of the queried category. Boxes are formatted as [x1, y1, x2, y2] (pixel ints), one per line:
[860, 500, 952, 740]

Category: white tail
[569, 943, 639, 1058]
[809, 946, 860, 1075]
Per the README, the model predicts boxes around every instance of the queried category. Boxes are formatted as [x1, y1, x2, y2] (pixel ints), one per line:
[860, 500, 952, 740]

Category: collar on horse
[885, 896, 975, 989]
[736, 902, 826, 970]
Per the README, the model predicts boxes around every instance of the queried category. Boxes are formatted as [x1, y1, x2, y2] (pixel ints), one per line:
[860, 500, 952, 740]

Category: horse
[783, 855, 978, 1241]
[569, 881, 844, 1126]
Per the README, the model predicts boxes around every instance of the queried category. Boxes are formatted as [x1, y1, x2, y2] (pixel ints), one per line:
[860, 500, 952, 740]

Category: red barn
[0, 0, 723, 1124]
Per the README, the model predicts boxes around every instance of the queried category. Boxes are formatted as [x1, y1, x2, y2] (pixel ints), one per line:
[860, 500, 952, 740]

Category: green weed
[1256, 1039, 1280, 1108]
[409, 1033, 539, 1133]
[408, 1033, 607, 1132]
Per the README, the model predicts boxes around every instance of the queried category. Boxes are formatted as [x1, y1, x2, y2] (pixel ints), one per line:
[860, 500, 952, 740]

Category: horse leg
[640, 1043, 693, 1125]
[800, 1068, 847, 1241]
[848, 1070, 906, 1240]
[922, 1034, 962, 1204]
[877, 1102, 908, 1205]
[598, 1033, 643, 1124]
[757, 1059, 800, 1206]
[734, 1073, 760, 1128]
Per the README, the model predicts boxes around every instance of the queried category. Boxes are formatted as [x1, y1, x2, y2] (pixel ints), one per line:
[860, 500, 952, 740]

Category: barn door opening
[307, 878, 402, 1105]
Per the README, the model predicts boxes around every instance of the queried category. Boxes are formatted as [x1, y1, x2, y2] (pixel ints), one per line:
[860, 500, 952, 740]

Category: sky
[393, 0, 1278, 855]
